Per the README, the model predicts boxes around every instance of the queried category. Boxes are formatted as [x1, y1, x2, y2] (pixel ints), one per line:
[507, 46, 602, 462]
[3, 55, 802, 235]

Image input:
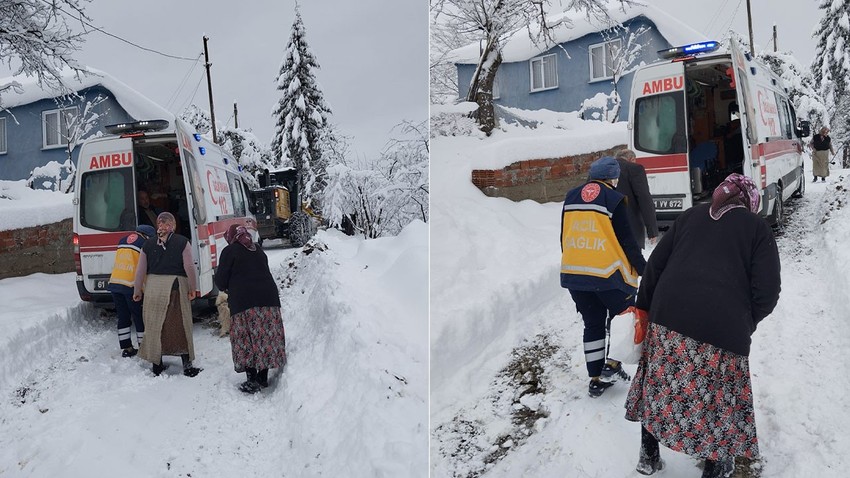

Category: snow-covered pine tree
[271, 3, 332, 214]
[760, 51, 828, 130]
[180, 104, 212, 134]
[811, 0, 850, 140]
[0, 0, 91, 110]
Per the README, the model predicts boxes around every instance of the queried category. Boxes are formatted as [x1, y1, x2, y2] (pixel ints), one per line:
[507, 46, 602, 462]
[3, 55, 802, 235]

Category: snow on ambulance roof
[0, 66, 174, 124]
[448, 3, 708, 64]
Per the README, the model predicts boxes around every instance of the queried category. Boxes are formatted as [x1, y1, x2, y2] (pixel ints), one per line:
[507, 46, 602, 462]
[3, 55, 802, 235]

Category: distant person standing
[614, 149, 659, 249]
[133, 212, 202, 377]
[561, 156, 647, 398]
[215, 224, 287, 394]
[107, 224, 155, 357]
[624, 174, 781, 477]
[810, 126, 834, 182]
[137, 190, 162, 227]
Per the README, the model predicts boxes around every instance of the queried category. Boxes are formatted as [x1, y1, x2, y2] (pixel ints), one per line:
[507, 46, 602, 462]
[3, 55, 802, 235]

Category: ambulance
[628, 38, 810, 229]
[72, 118, 255, 304]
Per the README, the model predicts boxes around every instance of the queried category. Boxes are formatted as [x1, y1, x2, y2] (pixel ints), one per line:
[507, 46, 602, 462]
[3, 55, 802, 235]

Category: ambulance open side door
[174, 119, 214, 296]
[729, 38, 760, 185]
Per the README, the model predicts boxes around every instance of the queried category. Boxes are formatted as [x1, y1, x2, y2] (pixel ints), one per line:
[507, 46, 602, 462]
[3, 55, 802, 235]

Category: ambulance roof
[448, 4, 708, 64]
[0, 66, 174, 123]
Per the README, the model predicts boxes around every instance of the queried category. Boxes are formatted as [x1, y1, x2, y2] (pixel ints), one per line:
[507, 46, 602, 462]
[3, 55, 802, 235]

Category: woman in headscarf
[133, 212, 202, 377]
[214, 224, 287, 394]
[624, 174, 781, 478]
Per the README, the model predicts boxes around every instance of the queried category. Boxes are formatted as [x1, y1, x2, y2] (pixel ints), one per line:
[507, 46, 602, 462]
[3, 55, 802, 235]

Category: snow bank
[0, 180, 73, 231]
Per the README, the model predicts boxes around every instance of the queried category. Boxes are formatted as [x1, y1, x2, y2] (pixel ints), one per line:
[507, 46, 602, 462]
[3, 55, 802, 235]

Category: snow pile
[0, 180, 72, 231]
[431, 109, 850, 476]
[0, 222, 427, 477]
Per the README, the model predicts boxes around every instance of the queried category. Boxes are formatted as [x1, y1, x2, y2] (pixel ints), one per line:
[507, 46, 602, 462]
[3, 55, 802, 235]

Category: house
[0, 67, 173, 185]
[450, 4, 706, 121]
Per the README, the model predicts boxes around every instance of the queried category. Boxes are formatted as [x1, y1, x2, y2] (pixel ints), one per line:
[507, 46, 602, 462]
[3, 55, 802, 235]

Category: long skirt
[813, 149, 831, 178]
[139, 275, 194, 364]
[624, 323, 759, 460]
[230, 306, 287, 373]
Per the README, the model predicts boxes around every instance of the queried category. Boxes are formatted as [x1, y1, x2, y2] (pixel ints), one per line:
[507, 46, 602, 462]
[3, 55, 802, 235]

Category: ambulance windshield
[633, 92, 687, 155]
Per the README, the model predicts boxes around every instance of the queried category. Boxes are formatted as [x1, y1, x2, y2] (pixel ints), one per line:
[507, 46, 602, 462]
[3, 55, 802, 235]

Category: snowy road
[431, 158, 850, 477]
[0, 226, 429, 477]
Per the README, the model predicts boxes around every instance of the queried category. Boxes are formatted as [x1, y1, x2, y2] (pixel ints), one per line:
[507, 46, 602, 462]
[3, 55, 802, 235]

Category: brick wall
[471, 145, 626, 203]
[0, 218, 75, 280]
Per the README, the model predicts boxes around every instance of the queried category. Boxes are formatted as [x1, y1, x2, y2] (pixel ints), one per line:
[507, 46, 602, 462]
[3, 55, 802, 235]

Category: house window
[589, 39, 622, 81]
[530, 54, 558, 92]
[492, 76, 501, 100]
[42, 107, 77, 149]
[0, 117, 6, 154]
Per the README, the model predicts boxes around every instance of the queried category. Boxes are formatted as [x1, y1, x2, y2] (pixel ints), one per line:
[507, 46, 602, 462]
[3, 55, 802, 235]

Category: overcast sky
[55, 0, 428, 159]
[648, 0, 821, 66]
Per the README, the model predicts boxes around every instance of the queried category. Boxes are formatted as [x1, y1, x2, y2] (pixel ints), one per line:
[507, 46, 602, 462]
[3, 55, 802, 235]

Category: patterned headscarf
[224, 224, 256, 251]
[155, 212, 176, 248]
[709, 173, 760, 220]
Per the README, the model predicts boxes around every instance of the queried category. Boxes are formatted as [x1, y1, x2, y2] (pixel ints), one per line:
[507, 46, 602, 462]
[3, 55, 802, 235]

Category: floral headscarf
[709, 173, 760, 220]
[224, 224, 256, 251]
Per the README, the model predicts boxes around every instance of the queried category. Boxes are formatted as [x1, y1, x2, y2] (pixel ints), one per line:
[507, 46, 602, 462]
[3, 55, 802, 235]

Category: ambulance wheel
[792, 167, 805, 198]
[288, 212, 313, 247]
[770, 195, 784, 230]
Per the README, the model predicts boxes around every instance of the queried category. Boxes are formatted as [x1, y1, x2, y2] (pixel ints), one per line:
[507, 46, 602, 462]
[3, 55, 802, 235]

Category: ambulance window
[633, 92, 686, 154]
[182, 148, 207, 224]
[775, 93, 792, 139]
[227, 171, 247, 217]
[80, 168, 135, 232]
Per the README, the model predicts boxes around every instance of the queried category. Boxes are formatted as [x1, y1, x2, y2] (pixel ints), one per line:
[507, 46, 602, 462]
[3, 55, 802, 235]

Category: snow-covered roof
[448, 4, 708, 64]
[0, 67, 174, 121]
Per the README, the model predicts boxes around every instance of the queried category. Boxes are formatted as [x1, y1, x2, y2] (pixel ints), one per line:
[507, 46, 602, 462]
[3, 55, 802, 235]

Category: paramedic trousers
[568, 289, 634, 378]
[111, 291, 145, 349]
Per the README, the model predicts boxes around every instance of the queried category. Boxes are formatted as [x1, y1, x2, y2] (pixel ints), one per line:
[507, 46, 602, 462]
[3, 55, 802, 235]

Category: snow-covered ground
[430, 110, 850, 477]
[0, 203, 428, 476]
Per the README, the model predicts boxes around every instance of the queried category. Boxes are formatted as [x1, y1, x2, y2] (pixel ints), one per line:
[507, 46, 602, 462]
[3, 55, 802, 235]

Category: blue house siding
[0, 85, 136, 181]
[457, 17, 677, 121]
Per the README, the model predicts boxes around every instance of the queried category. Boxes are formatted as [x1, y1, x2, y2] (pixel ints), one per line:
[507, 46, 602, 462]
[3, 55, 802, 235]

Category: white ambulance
[72, 118, 255, 304]
[628, 38, 810, 228]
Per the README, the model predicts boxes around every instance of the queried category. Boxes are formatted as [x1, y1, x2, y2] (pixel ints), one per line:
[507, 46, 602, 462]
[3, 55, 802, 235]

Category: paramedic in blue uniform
[560, 156, 647, 397]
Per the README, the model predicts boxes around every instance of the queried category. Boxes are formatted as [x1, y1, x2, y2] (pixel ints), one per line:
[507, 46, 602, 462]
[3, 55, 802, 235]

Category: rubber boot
[240, 367, 261, 394]
[636, 426, 664, 475]
[702, 458, 735, 478]
[257, 369, 269, 388]
[181, 354, 202, 377]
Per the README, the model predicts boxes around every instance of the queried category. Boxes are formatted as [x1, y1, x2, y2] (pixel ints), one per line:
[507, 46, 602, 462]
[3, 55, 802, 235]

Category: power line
[715, 0, 745, 40]
[704, 0, 732, 37]
[177, 70, 206, 115]
[165, 53, 204, 110]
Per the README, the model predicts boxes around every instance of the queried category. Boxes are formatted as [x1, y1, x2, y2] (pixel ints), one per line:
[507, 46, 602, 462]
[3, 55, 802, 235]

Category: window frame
[42, 106, 78, 150]
[0, 117, 7, 154]
[529, 53, 558, 92]
[588, 39, 622, 82]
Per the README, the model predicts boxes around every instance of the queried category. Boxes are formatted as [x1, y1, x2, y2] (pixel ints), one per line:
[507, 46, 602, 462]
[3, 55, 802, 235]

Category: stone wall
[0, 218, 75, 280]
[471, 145, 626, 203]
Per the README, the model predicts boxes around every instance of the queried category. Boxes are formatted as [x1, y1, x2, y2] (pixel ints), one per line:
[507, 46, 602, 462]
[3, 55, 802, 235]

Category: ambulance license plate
[91, 275, 110, 291]
[653, 198, 683, 210]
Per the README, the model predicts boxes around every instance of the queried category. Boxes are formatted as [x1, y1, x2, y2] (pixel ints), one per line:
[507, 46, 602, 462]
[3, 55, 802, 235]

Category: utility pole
[233, 102, 239, 129]
[773, 24, 778, 52]
[203, 36, 218, 144]
[746, 0, 755, 54]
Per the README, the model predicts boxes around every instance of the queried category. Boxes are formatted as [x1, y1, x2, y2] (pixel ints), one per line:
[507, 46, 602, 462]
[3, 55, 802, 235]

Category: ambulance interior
[684, 60, 745, 201]
[132, 138, 193, 237]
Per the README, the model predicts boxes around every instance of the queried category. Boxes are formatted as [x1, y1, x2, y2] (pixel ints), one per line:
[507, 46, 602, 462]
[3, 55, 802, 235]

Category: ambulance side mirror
[797, 120, 811, 138]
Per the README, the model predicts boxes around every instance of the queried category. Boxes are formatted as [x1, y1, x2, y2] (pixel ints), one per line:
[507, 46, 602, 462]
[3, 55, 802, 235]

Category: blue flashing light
[238, 165, 243, 172]
[199, 147, 206, 155]
[659, 40, 720, 60]
[223, 157, 229, 165]
[193, 133, 201, 142]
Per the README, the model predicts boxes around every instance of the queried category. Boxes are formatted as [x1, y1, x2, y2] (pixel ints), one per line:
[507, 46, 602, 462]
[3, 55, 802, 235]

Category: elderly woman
[214, 224, 287, 394]
[133, 212, 202, 377]
[625, 174, 781, 478]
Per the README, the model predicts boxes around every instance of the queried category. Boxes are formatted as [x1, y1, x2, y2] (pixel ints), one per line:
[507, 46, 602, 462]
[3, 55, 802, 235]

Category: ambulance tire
[770, 193, 784, 230]
[792, 167, 805, 198]
[288, 212, 313, 248]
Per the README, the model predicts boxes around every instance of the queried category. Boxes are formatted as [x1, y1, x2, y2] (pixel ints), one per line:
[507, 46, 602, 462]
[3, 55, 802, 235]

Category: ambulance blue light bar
[658, 41, 720, 60]
[104, 119, 170, 135]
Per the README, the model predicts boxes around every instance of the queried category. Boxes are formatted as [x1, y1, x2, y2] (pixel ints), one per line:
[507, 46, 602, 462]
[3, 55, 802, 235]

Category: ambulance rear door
[74, 137, 137, 299]
[629, 60, 690, 217]
[729, 38, 760, 184]
[174, 119, 211, 296]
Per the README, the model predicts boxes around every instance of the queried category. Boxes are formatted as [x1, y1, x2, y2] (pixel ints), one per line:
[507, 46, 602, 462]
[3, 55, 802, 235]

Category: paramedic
[624, 173, 781, 477]
[107, 224, 155, 357]
[560, 156, 646, 398]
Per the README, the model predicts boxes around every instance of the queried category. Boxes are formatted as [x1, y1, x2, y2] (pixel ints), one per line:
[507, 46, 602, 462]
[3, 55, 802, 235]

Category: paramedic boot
[601, 360, 631, 382]
[121, 346, 138, 358]
[702, 458, 735, 478]
[636, 426, 664, 475]
[588, 378, 615, 398]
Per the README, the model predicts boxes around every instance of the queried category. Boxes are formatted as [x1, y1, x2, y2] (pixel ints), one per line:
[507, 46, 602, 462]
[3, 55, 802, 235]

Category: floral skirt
[230, 306, 287, 372]
[624, 323, 758, 460]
